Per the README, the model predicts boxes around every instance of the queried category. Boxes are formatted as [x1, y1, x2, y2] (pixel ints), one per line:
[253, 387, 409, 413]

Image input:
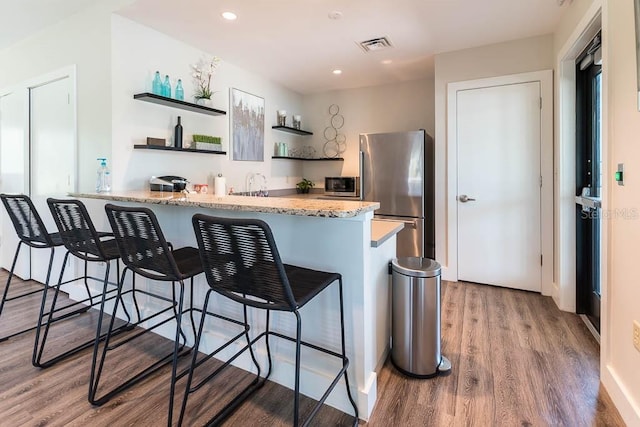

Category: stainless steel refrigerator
[360, 130, 435, 259]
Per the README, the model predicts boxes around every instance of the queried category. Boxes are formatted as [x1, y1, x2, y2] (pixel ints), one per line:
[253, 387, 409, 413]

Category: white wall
[111, 15, 307, 193]
[301, 79, 435, 185]
[0, 0, 135, 193]
[433, 34, 554, 278]
[596, 0, 640, 423]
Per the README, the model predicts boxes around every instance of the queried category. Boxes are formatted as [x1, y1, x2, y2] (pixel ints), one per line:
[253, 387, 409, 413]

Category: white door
[29, 77, 75, 285]
[0, 91, 30, 279]
[456, 81, 541, 292]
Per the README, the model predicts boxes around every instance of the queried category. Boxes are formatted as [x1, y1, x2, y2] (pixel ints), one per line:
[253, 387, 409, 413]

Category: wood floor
[0, 270, 625, 426]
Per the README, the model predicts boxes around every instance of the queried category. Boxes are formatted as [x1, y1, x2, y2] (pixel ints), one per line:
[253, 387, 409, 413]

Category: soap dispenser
[96, 158, 111, 193]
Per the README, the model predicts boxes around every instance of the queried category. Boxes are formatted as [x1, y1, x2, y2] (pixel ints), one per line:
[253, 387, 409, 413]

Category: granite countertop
[71, 191, 380, 218]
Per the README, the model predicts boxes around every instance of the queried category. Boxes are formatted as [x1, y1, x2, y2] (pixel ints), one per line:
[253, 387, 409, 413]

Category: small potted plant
[296, 178, 314, 194]
[192, 134, 222, 151]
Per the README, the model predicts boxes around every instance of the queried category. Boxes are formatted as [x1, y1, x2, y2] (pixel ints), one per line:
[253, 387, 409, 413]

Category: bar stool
[0, 194, 64, 341]
[183, 214, 359, 426]
[32, 198, 130, 368]
[89, 204, 203, 420]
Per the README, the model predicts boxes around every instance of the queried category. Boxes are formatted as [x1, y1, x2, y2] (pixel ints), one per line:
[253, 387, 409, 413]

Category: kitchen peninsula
[72, 190, 401, 420]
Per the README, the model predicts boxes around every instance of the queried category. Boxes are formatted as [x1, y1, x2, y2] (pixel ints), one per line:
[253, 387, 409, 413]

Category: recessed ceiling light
[332, 69, 342, 75]
[222, 11, 237, 20]
[328, 11, 343, 20]
[382, 59, 392, 64]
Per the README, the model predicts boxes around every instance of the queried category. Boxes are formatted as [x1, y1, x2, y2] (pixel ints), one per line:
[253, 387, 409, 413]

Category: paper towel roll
[214, 176, 226, 197]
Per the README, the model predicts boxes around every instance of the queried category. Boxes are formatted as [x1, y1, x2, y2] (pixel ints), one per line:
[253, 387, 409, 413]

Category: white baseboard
[602, 363, 640, 426]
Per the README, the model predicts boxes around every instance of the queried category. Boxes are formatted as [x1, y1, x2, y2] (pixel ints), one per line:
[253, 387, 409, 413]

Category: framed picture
[230, 88, 265, 161]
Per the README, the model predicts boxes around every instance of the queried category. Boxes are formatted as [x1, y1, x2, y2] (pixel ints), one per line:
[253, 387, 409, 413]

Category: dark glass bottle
[174, 116, 183, 148]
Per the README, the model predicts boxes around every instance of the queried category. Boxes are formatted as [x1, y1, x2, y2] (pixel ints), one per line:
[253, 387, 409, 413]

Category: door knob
[458, 194, 476, 203]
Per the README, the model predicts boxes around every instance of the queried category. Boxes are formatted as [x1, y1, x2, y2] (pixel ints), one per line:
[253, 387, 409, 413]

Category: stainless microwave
[324, 177, 360, 196]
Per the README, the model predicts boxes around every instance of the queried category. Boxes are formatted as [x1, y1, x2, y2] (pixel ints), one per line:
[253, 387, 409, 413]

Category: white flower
[192, 55, 222, 99]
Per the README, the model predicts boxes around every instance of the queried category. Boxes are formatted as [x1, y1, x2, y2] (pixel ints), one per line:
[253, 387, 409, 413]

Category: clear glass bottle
[152, 71, 162, 95]
[96, 158, 111, 193]
[175, 79, 184, 101]
[162, 75, 171, 98]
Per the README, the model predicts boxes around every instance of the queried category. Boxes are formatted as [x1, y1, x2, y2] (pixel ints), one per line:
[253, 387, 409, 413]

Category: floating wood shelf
[271, 156, 343, 161]
[134, 145, 226, 155]
[271, 125, 313, 136]
[133, 93, 226, 116]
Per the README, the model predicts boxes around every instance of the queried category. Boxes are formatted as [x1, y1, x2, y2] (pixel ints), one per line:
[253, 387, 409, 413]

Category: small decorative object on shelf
[152, 71, 162, 95]
[293, 114, 301, 129]
[175, 79, 184, 101]
[174, 116, 183, 148]
[296, 178, 314, 194]
[277, 110, 287, 126]
[192, 55, 221, 104]
[193, 134, 222, 151]
[324, 104, 346, 158]
[146, 137, 166, 146]
[162, 75, 172, 98]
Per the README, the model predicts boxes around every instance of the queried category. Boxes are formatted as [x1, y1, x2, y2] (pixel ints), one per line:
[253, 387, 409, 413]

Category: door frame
[445, 70, 553, 296]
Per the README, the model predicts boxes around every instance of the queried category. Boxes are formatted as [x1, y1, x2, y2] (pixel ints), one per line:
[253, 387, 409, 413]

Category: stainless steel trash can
[391, 257, 451, 378]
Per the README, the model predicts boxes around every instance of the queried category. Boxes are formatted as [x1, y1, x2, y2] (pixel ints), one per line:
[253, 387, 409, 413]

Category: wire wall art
[323, 104, 346, 158]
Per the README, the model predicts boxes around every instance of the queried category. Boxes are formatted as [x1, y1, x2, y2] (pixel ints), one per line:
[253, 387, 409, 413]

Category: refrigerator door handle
[359, 150, 364, 201]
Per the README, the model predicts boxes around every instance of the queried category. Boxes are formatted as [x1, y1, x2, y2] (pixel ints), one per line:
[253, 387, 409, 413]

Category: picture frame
[230, 88, 265, 161]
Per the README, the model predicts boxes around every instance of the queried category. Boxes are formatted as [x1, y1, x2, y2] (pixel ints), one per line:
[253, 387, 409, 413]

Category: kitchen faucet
[245, 172, 268, 197]
[246, 173, 255, 196]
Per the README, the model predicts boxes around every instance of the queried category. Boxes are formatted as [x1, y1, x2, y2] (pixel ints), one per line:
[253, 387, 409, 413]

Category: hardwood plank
[0, 273, 626, 426]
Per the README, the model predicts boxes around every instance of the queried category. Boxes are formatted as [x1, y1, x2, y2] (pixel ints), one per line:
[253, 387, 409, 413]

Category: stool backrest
[47, 198, 108, 261]
[104, 204, 181, 280]
[192, 214, 296, 311]
[0, 193, 55, 247]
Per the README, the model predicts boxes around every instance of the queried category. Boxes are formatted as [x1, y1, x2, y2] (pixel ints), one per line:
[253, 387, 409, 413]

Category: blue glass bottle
[162, 75, 171, 98]
[175, 79, 184, 101]
[152, 71, 162, 95]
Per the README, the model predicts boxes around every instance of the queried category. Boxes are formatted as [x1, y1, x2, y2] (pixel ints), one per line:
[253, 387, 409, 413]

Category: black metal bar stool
[89, 204, 203, 422]
[32, 198, 131, 368]
[0, 194, 65, 342]
[183, 214, 359, 426]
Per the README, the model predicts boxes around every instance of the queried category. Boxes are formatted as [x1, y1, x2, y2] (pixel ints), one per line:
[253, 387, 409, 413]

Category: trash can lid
[392, 257, 441, 278]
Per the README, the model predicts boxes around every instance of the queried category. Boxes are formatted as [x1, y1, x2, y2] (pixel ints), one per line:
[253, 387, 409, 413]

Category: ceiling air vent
[357, 36, 393, 53]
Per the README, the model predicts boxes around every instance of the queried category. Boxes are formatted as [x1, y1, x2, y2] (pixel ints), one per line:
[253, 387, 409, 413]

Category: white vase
[195, 97, 211, 107]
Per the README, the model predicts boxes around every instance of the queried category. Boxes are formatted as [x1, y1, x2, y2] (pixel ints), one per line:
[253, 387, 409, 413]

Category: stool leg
[0, 241, 24, 341]
[243, 303, 261, 379]
[293, 310, 302, 427]
[131, 273, 142, 323]
[171, 281, 187, 346]
[178, 289, 212, 426]
[188, 278, 197, 342]
[338, 277, 359, 425]
[264, 309, 273, 378]
[168, 280, 185, 427]
[0, 242, 23, 316]
[82, 258, 94, 306]
[32, 248, 64, 367]
[89, 267, 127, 405]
